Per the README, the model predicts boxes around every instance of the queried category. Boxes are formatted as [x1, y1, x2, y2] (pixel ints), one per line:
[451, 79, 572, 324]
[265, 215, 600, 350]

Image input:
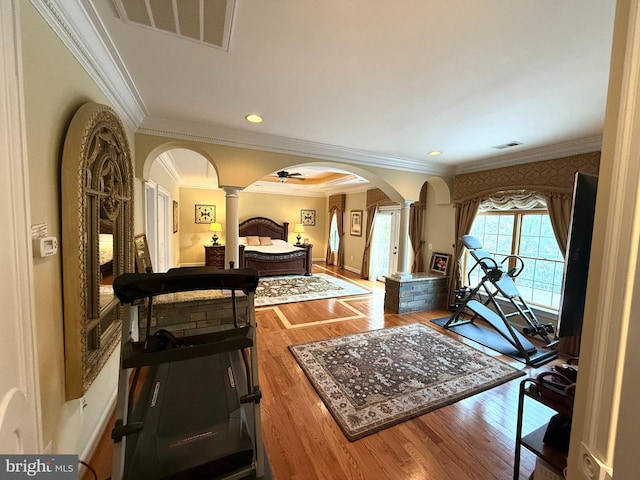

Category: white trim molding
[570, 2, 640, 479]
[30, 0, 147, 130]
[0, 0, 42, 452]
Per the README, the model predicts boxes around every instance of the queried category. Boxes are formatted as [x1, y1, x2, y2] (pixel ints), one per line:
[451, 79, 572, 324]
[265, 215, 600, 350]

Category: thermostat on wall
[33, 236, 58, 257]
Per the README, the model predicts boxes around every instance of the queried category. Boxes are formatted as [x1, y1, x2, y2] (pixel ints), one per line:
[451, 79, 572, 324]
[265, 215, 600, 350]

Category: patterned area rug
[255, 273, 369, 307]
[289, 323, 524, 440]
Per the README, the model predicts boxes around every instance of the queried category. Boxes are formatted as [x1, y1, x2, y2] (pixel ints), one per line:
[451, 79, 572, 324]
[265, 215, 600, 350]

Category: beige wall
[343, 191, 367, 273]
[424, 182, 456, 264]
[20, 0, 132, 455]
[178, 188, 227, 265]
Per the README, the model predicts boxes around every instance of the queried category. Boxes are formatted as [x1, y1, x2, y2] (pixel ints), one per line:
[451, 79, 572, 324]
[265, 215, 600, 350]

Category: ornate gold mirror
[61, 102, 133, 400]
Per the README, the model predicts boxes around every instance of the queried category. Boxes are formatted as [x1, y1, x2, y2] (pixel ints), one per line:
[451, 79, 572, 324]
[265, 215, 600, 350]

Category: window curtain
[543, 190, 578, 355]
[360, 205, 377, 279]
[447, 197, 480, 307]
[543, 191, 573, 258]
[409, 202, 425, 273]
[325, 194, 345, 267]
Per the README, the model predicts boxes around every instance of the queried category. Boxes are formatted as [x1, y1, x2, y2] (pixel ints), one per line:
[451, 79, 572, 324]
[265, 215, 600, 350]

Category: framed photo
[430, 252, 451, 276]
[134, 234, 153, 273]
[173, 200, 179, 233]
[195, 204, 216, 224]
[300, 209, 316, 226]
[350, 210, 363, 236]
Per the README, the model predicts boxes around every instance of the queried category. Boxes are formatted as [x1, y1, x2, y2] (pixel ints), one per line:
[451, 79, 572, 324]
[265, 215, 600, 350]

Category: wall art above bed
[300, 209, 316, 226]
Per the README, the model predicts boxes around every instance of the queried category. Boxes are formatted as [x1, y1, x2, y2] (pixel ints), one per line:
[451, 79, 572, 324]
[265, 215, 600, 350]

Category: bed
[238, 217, 312, 276]
[99, 233, 114, 280]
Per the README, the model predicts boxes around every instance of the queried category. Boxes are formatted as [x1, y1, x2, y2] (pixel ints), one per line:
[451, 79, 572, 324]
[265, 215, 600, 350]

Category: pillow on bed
[246, 236, 261, 246]
[270, 239, 288, 246]
[259, 236, 273, 246]
[238, 236, 247, 246]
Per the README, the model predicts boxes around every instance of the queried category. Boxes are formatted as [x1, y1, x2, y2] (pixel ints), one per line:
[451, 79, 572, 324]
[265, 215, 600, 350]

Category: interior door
[144, 182, 158, 271]
[370, 208, 400, 281]
[156, 188, 170, 272]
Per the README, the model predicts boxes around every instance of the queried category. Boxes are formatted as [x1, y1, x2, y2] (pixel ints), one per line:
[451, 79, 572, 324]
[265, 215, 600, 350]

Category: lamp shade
[293, 224, 305, 233]
[209, 222, 222, 245]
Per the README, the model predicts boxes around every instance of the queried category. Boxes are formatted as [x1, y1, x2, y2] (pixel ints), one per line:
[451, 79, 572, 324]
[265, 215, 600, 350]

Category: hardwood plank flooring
[83, 263, 565, 479]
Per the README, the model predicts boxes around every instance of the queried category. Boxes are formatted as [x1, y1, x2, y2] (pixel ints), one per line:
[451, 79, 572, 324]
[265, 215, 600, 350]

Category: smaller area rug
[289, 323, 524, 440]
[255, 273, 369, 307]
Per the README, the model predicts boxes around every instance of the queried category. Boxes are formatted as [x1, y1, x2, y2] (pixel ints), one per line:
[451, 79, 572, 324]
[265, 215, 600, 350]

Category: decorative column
[393, 201, 413, 279]
[223, 186, 240, 268]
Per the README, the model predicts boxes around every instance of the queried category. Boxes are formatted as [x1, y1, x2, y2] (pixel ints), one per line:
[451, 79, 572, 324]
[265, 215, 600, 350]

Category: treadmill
[111, 267, 267, 479]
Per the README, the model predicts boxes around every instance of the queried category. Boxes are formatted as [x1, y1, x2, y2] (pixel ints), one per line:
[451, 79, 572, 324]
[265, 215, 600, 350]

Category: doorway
[144, 181, 171, 272]
[369, 207, 400, 281]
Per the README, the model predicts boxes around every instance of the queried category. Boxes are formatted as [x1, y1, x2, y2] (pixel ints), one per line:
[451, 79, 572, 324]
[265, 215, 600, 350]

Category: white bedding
[243, 244, 303, 254]
[99, 233, 113, 265]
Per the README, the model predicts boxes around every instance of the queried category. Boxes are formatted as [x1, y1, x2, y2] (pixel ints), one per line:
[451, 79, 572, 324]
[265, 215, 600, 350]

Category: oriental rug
[255, 273, 369, 307]
[289, 322, 524, 441]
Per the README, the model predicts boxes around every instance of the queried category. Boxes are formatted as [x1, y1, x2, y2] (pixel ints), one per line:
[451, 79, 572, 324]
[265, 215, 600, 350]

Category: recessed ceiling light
[428, 151, 442, 156]
[245, 114, 263, 123]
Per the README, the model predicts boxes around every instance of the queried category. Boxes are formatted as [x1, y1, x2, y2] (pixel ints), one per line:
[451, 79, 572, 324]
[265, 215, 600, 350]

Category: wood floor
[84, 263, 566, 480]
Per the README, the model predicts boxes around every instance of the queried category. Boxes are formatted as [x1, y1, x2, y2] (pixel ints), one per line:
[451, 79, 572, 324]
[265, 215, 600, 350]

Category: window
[464, 210, 565, 310]
[329, 212, 339, 252]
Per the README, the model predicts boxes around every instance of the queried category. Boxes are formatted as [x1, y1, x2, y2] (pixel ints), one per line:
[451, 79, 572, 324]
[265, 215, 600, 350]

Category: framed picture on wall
[195, 204, 216, 224]
[173, 201, 179, 233]
[429, 252, 451, 276]
[134, 234, 153, 273]
[300, 209, 316, 226]
[350, 210, 363, 236]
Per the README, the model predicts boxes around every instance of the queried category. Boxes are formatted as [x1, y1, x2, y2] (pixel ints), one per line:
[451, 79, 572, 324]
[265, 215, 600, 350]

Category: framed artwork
[350, 210, 363, 236]
[173, 200, 179, 233]
[430, 252, 451, 276]
[134, 234, 153, 273]
[195, 204, 216, 224]
[300, 209, 316, 226]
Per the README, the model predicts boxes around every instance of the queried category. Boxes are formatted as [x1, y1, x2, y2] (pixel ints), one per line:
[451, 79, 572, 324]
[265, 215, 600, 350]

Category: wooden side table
[204, 245, 225, 269]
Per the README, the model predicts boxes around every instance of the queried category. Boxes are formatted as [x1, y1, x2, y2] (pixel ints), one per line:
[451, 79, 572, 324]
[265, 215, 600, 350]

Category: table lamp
[294, 224, 305, 246]
[209, 222, 222, 245]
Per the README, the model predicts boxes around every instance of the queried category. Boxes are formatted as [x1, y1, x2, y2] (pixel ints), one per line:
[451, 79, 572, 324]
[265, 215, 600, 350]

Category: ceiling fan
[275, 170, 304, 183]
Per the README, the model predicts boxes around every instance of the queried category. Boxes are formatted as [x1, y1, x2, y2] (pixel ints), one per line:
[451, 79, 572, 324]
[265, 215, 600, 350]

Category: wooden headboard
[239, 217, 289, 241]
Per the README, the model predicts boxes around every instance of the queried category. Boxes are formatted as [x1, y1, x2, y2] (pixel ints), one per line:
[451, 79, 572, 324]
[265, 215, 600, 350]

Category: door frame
[0, 0, 42, 453]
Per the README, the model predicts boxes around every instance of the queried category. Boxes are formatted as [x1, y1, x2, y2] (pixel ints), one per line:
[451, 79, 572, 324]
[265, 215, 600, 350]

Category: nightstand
[204, 245, 225, 269]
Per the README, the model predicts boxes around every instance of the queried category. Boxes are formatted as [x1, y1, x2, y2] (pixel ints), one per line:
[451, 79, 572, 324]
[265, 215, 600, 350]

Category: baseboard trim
[78, 389, 117, 477]
[343, 265, 361, 275]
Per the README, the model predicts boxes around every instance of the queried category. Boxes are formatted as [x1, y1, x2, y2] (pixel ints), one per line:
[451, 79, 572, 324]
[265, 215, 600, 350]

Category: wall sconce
[293, 224, 305, 246]
[209, 222, 222, 245]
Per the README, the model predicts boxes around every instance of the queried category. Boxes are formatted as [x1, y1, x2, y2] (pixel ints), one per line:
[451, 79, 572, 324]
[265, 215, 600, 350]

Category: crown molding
[32, 0, 147, 130]
[453, 135, 603, 174]
[155, 152, 181, 184]
[139, 116, 455, 177]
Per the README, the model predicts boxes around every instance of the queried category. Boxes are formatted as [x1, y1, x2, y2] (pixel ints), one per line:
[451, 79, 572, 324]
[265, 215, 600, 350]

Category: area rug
[289, 323, 524, 440]
[254, 273, 369, 307]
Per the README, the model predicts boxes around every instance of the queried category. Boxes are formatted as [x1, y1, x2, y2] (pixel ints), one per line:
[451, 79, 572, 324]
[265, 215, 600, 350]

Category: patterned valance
[366, 188, 396, 208]
[328, 193, 345, 212]
[453, 151, 600, 203]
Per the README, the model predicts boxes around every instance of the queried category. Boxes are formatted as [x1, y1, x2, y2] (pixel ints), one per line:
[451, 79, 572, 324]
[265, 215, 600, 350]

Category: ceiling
[44, 0, 616, 192]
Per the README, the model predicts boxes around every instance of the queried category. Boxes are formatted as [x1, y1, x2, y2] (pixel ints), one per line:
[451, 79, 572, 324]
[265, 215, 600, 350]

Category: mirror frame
[61, 102, 134, 400]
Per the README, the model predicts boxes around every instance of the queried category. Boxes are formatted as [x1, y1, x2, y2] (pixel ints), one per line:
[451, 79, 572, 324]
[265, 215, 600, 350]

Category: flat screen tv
[557, 172, 599, 338]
